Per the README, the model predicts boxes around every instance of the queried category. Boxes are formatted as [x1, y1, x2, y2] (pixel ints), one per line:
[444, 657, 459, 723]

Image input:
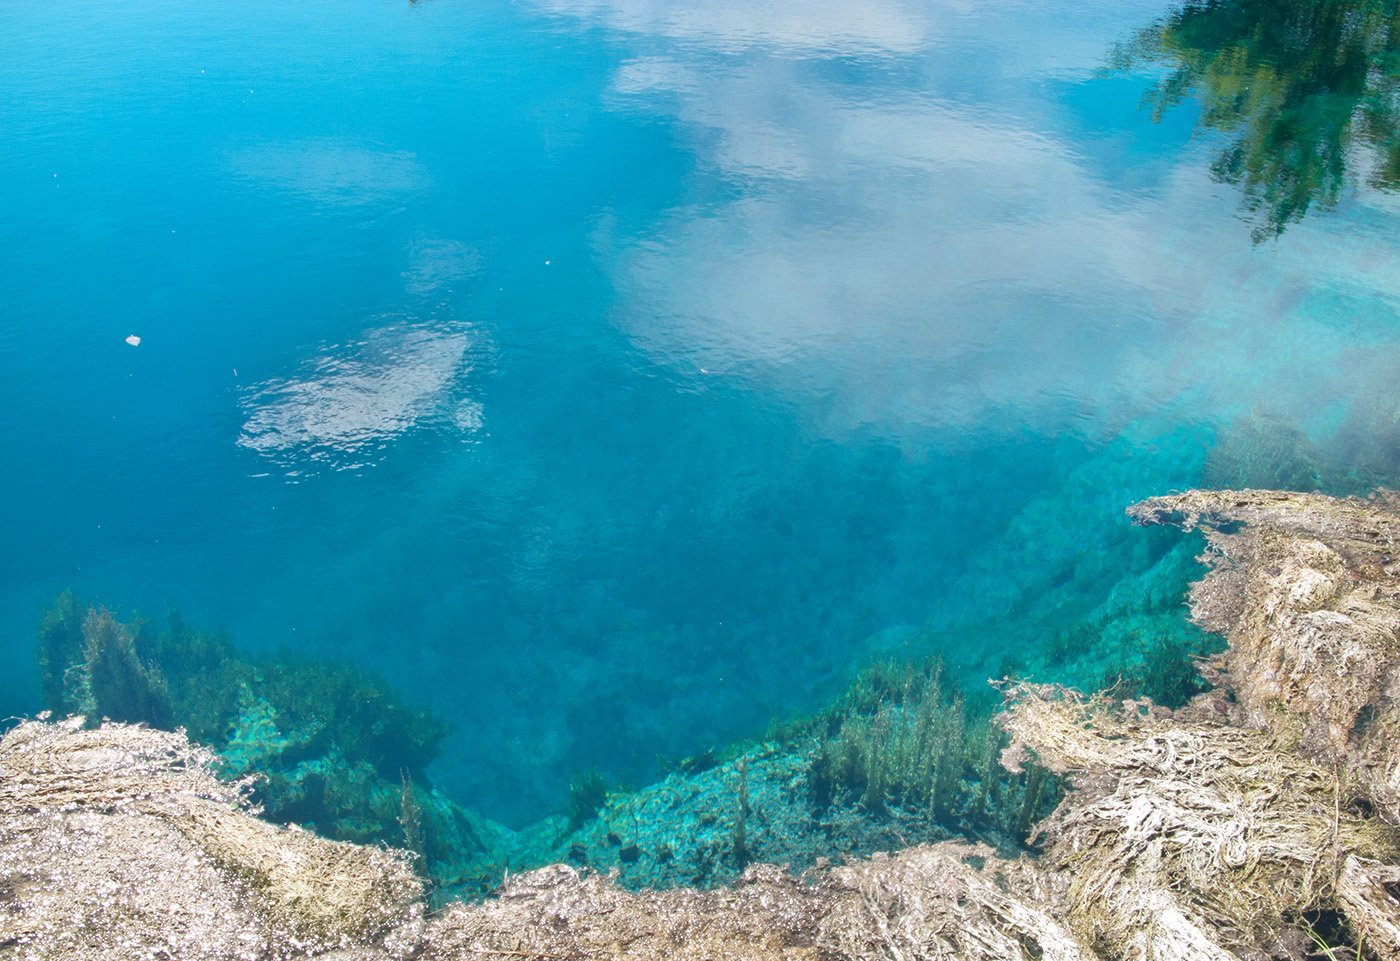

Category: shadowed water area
[2, 0, 1399, 828]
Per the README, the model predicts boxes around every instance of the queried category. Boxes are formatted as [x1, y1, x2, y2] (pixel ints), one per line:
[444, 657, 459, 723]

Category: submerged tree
[1113, 0, 1400, 239]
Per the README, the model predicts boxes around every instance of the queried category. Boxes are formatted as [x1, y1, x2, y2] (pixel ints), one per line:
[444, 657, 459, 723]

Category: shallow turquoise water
[3, 0, 1399, 823]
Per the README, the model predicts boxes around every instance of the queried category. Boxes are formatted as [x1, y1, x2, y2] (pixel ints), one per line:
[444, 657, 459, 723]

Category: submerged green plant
[1092, 629, 1225, 708]
[731, 759, 751, 870]
[399, 770, 426, 868]
[85, 609, 176, 728]
[803, 658, 1059, 848]
[36, 589, 86, 715]
[36, 595, 176, 729]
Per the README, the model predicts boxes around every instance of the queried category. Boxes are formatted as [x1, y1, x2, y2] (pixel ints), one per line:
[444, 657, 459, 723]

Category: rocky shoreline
[5, 488, 1400, 960]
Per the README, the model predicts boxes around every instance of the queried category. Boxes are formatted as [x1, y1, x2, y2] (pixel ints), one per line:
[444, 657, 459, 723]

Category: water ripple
[238, 320, 480, 471]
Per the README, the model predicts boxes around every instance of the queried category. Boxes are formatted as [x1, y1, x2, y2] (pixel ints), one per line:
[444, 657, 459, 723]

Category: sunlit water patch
[238, 320, 481, 472]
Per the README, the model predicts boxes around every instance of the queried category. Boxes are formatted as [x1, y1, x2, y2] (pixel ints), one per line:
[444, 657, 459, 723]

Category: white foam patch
[238, 320, 479, 469]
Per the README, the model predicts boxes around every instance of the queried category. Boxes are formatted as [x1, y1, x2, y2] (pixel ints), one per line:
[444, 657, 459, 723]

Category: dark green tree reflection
[1113, 0, 1400, 239]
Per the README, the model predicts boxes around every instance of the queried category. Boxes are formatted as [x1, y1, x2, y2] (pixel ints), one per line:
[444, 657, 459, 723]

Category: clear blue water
[3, 0, 1399, 823]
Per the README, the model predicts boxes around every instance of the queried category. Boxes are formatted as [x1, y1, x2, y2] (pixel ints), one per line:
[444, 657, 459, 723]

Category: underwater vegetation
[32, 592, 492, 869]
[566, 768, 611, 830]
[1200, 409, 1400, 497]
[1028, 604, 1225, 712]
[31, 589, 1080, 897]
[542, 658, 1069, 894]
[28, 589, 1217, 898]
[38, 595, 176, 731]
[804, 658, 1058, 848]
[1112, 0, 1400, 239]
[40, 591, 443, 776]
[34, 593, 578, 898]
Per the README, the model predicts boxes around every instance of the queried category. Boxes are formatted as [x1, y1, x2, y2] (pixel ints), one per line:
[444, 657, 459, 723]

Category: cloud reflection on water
[238, 320, 481, 471]
[546, 0, 1400, 446]
[535, 0, 933, 54]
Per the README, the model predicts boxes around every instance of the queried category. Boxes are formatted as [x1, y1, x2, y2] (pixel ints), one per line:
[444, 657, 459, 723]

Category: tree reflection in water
[1113, 0, 1400, 239]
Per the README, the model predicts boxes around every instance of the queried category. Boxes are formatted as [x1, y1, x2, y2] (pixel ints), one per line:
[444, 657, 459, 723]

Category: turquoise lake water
[3, 0, 1399, 824]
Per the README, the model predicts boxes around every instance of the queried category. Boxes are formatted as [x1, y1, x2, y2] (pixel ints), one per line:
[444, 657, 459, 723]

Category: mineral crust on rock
[1000, 682, 1400, 960]
[421, 845, 1086, 961]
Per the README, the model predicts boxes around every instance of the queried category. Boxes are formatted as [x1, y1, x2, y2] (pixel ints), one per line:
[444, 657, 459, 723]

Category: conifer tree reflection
[1113, 0, 1400, 239]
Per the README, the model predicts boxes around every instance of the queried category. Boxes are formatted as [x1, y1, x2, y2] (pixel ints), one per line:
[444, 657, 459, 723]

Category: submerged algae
[426, 487, 1400, 960]
[20, 598, 1066, 897]
[474, 656, 1064, 895]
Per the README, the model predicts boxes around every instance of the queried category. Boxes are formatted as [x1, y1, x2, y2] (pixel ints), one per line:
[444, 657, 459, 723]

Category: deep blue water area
[3, 0, 1399, 824]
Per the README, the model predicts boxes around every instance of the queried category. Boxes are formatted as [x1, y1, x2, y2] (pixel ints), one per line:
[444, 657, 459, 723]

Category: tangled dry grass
[1001, 684, 1400, 960]
[1130, 490, 1400, 825]
[420, 845, 1085, 961]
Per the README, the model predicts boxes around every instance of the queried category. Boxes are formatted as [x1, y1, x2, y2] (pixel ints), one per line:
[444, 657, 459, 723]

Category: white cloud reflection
[547, 0, 1400, 442]
[238, 320, 480, 470]
[535, 0, 933, 55]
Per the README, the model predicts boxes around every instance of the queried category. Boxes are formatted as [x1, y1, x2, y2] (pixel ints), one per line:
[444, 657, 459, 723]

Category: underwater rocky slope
[5, 487, 1400, 960]
[19, 588, 1082, 896]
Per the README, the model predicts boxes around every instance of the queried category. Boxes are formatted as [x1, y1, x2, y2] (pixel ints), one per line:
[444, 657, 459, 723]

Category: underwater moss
[1202, 412, 1328, 493]
[1136, 634, 1217, 706]
[35, 589, 85, 716]
[1091, 629, 1225, 708]
[86, 609, 176, 728]
[36, 600, 176, 729]
[399, 771, 426, 867]
[730, 758, 751, 870]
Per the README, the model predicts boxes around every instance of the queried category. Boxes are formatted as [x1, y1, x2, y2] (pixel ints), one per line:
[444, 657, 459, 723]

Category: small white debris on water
[124, 334, 141, 347]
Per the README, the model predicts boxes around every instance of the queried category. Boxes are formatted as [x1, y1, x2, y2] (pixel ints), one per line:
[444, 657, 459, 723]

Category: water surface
[2, 0, 1398, 822]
